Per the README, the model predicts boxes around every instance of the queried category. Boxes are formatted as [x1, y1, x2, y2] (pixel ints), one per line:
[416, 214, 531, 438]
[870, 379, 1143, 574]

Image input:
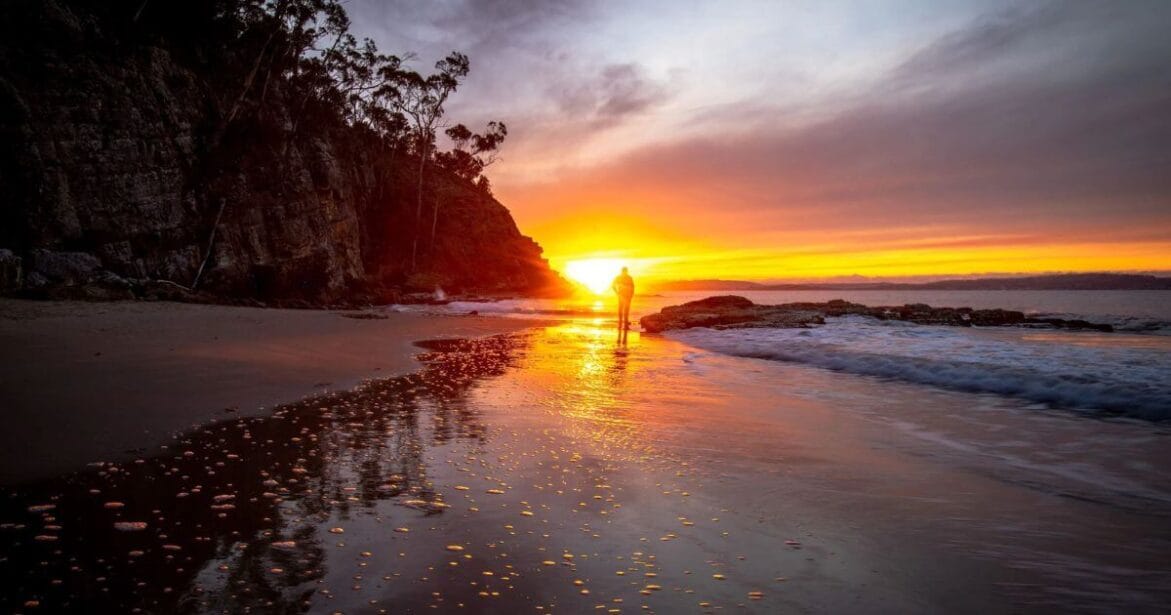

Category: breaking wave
[670, 316, 1171, 420]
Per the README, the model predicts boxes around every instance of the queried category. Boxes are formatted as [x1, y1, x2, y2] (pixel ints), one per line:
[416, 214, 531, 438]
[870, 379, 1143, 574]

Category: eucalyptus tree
[378, 52, 470, 271]
[431, 121, 508, 241]
[438, 121, 507, 183]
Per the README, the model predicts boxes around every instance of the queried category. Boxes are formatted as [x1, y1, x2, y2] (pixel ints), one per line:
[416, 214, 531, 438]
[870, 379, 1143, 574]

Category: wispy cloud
[549, 63, 672, 126]
[349, 0, 1171, 275]
[503, 1, 1171, 244]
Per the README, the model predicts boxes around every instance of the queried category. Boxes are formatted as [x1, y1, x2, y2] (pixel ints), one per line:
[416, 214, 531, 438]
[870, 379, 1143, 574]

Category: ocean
[425, 289, 1171, 420]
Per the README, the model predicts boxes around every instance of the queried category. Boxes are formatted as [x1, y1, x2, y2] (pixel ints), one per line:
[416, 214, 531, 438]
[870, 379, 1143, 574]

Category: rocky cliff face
[0, 0, 567, 305]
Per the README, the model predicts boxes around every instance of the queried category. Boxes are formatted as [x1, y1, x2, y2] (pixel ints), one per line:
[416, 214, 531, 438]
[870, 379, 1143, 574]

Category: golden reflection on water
[496, 318, 690, 462]
[545, 322, 637, 413]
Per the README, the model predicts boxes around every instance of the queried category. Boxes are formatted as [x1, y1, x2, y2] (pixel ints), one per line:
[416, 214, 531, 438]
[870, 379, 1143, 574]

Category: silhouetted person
[612, 266, 634, 339]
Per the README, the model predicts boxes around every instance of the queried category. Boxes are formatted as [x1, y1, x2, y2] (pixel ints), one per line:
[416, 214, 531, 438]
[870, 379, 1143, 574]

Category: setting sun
[564, 258, 625, 295]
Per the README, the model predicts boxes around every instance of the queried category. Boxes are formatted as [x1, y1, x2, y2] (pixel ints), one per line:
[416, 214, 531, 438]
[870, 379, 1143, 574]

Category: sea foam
[670, 315, 1171, 420]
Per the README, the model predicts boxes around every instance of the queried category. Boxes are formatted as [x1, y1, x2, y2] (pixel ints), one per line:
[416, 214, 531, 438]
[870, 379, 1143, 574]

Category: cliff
[0, 0, 568, 306]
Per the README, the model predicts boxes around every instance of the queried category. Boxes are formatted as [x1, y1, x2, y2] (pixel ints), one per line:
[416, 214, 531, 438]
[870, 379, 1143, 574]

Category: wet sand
[0, 299, 536, 483]
[2, 311, 1170, 613]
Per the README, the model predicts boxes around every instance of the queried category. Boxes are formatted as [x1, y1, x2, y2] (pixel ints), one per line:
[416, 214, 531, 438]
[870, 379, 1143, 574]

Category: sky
[350, 0, 1171, 282]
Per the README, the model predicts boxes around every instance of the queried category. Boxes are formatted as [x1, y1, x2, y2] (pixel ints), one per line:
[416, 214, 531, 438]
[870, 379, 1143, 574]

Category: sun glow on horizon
[564, 258, 627, 295]
[542, 237, 1171, 286]
[505, 177, 1171, 286]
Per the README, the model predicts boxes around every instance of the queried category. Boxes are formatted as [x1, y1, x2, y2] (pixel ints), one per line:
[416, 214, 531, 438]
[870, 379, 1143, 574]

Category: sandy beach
[0, 299, 535, 483]
[6, 0, 1170, 611]
[2, 302, 1169, 613]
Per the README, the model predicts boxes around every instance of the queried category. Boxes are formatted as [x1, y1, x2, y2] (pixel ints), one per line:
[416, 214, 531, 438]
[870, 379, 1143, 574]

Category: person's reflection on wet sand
[610, 347, 629, 384]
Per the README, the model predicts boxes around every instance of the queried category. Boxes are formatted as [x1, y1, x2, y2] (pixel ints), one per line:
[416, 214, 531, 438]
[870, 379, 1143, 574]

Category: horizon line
[638, 270, 1171, 286]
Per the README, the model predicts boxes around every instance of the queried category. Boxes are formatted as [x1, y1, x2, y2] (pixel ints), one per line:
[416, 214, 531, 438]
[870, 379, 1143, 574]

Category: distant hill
[652, 274, 1171, 291]
[654, 279, 769, 291]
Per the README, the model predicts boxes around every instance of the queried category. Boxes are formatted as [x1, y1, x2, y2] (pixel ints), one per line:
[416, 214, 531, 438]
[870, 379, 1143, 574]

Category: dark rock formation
[640, 296, 1114, 333]
[18, 248, 136, 300]
[26, 249, 102, 287]
[0, 249, 23, 289]
[0, 0, 568, 306]
[640, 295, 825, 332]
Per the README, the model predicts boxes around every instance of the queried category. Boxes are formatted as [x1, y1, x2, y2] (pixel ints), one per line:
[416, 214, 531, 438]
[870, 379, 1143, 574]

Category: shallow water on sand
[672, 317, 1171, 419]
[2, 322, 1170, 613]
[439, 289, 1171, 332]
[433, 290, 1171, 419]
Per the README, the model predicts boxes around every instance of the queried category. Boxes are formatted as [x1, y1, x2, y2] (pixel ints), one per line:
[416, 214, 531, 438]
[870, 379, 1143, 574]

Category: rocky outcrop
[0, 249, 22, 289]
[0, 0, 568, 305]
[640, 297, 1114, 333]
[640, 296, 826, 332]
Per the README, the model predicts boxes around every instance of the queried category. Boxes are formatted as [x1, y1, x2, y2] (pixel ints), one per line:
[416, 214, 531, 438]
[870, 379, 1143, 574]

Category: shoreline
[1, 303, 1169, 612]
[0, 298, 544, 484]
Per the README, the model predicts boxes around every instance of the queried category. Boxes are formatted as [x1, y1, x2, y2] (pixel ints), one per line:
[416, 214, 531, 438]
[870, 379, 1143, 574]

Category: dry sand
[0, 299, 534, 483]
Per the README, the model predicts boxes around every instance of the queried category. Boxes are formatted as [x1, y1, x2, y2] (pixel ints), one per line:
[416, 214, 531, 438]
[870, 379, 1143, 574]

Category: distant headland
[650, 273, 1171, 292]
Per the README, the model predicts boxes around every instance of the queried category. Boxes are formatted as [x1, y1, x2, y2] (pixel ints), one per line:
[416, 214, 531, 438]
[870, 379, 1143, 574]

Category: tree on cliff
[197, 0, 391, 141]
[206, 2, 513, 275]
[221, 0, 348, 128]
[437, 121, 508, 186]
[432, 121, 508, 241]
[378, 52, 470, 271]
[0, 0, 572, 302]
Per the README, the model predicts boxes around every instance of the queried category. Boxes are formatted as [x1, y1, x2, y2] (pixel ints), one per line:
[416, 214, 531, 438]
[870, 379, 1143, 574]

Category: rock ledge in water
[640, 295, 825, 333]
[639, 296, 1114, 333]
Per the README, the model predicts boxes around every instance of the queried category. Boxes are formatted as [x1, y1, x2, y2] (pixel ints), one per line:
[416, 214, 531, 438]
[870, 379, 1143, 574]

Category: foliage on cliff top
[1, 0, 571, 301]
